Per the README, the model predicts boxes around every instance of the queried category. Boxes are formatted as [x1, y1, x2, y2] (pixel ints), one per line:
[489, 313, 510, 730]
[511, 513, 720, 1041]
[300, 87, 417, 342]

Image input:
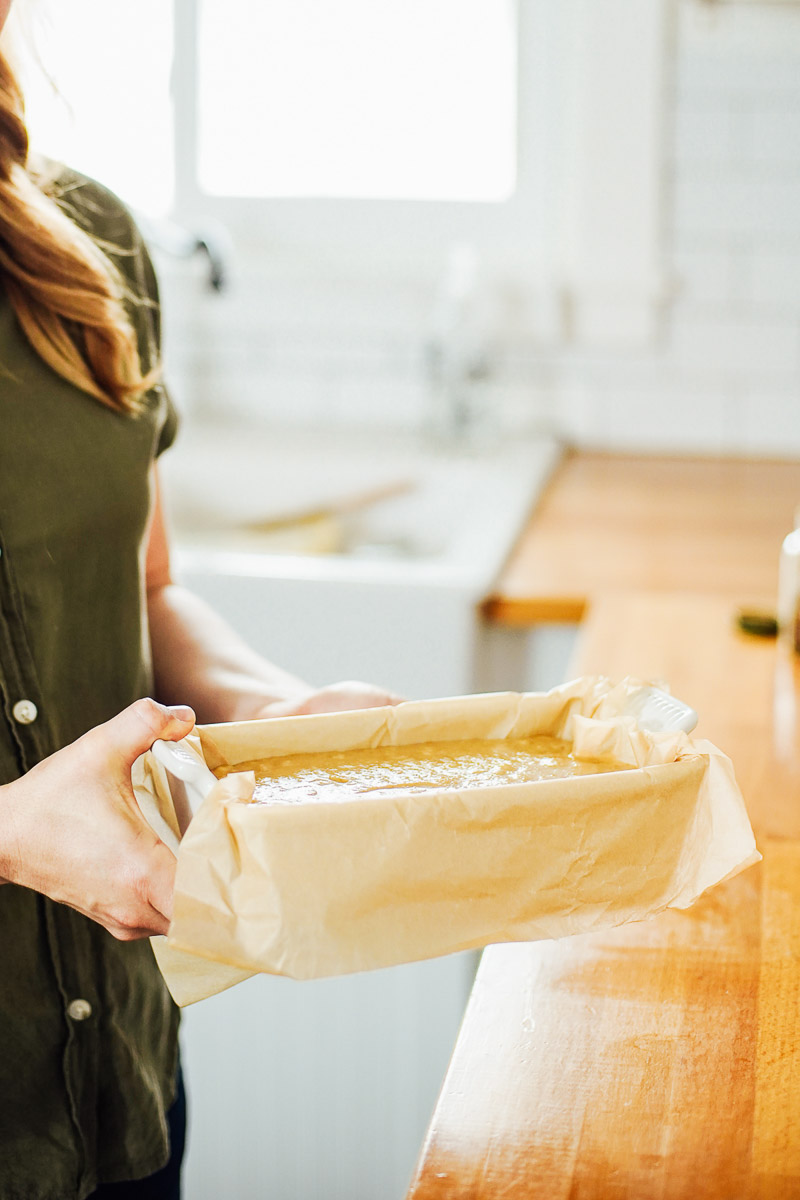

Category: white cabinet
[181, 954, 477, 1200]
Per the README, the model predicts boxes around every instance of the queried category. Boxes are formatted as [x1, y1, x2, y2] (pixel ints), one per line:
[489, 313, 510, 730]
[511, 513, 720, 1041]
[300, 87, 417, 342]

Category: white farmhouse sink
[162, 423, 560, 596]
[161, 423, 560, 699]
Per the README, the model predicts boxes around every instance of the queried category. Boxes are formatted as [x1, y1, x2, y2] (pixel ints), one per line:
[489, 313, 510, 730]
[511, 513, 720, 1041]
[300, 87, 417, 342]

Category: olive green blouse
[0, 168, 180, 1199]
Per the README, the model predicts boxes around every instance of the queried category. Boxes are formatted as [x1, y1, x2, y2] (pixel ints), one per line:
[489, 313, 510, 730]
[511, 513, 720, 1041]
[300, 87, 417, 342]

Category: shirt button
[66, 999, 93, 1022]
[12, 699, 38, 725]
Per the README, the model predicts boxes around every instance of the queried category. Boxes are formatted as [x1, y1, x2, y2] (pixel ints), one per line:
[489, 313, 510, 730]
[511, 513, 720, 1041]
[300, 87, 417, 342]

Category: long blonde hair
[0, 48, 157, 411]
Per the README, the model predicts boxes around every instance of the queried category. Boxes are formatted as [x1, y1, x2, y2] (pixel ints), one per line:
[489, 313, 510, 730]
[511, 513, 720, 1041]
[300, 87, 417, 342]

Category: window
[14, 0, 552, 277]
[10, 1, 668, 342]
[11, 0, 174, 216]
[196, 0, 516, 203]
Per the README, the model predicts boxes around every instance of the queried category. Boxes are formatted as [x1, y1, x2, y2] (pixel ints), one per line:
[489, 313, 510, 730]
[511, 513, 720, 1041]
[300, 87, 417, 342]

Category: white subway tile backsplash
[325, 378, 428, 430]
[160, 1, 800, 461]
[674, 175, 800, 240]
[671, 105, 739, 167]
[666, 309, 799, 376]
[592, 387, 731, 456]
[678, 61, 800, 105]
[751, 248, 800, 310]
[742, 108, 800, 170]
[671, 242, 739, 307]
[555, 382, 603, 444]
[678, 0, 800, 66]
[733, 387, 800, 458]
[489, 384, 562, 438]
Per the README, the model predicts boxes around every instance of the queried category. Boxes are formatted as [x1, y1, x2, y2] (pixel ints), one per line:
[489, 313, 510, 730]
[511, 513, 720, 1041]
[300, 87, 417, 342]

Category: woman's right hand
[0, 698, 195, 940]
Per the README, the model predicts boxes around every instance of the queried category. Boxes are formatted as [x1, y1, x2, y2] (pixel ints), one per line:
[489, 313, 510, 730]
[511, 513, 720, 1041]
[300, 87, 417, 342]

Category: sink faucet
[426, 243, 494, 450]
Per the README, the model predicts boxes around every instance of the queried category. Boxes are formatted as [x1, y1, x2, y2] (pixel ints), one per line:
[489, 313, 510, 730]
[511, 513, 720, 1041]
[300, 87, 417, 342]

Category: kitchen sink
[161, 422, 561, 592]
[160, 421, 560, 699]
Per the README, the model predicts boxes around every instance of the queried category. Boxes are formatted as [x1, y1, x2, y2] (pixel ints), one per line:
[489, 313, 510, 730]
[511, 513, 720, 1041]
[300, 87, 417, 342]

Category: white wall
[554, 0, 800, 457]
[158, 0, 800, 459]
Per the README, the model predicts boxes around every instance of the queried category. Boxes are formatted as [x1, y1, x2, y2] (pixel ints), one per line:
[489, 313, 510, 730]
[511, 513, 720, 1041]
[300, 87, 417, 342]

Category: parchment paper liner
[133, 677, 759, 1006]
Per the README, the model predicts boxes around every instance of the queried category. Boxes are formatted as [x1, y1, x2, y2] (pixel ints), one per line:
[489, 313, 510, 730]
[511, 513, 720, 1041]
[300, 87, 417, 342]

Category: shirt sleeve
[129, 222, 180, 459]
[156, 383, 179, 458]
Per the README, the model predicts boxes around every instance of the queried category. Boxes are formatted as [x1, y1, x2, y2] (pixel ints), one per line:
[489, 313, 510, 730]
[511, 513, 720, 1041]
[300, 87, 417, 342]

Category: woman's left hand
[254, 680, 404, 719]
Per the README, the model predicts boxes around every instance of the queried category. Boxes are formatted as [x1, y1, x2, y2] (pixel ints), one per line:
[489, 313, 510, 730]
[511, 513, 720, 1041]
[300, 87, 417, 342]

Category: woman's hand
[0, 698, 195, 940]
[254, 680, 404, 719]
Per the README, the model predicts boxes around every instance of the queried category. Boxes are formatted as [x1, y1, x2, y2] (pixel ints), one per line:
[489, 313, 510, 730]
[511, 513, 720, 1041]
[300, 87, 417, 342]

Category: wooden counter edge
[481, 594, 587, 625]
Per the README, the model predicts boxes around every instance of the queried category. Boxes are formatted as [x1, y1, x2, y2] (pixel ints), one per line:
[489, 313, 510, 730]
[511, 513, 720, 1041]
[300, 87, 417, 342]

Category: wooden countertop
[484, 451, 800, 624]
[409, 452, 800, 1200]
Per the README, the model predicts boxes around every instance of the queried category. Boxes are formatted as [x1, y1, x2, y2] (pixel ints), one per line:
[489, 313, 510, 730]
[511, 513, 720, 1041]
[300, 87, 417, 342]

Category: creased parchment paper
[132, 677, 759, 1006]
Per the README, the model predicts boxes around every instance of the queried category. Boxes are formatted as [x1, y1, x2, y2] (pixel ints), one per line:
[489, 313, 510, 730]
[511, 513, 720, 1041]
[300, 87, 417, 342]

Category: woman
[0, 4, 398, 1196]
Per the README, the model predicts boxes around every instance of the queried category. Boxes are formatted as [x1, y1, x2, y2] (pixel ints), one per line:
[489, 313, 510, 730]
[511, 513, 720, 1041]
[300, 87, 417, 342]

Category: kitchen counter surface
[483, 450, 800, 624]
[408, 451, 800, 1199]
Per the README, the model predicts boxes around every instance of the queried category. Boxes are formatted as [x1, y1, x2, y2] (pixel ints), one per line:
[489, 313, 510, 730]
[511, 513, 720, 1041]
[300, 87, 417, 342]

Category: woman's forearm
[147, 582, 404, 723]
[146, 472, 400, 722]
[147, 583, 314, 724]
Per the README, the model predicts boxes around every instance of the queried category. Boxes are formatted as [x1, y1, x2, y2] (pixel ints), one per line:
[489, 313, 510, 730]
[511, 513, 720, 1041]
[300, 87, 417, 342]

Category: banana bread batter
[214, 734, 632, 805]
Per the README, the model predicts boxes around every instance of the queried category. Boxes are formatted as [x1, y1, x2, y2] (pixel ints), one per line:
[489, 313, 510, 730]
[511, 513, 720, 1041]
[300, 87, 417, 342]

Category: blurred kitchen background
[9, 0, 800, 1197]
